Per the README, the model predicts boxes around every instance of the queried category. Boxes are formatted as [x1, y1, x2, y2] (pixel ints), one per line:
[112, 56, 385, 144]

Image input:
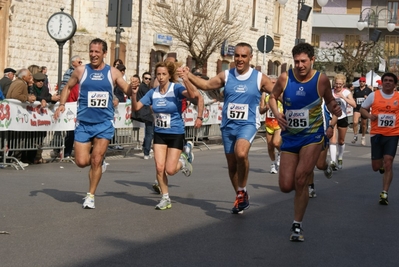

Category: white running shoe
[338, 159, 343, 170]
[361, 137, 366, 146]
[184, 141, 194, 163]
[179, 153, 192, 177]
[324, 165, 333, 179]
[19, 162, 29, 168]
[155, 197, 172, 210]
[270, 163, 278, 174]
[82, 193, 95, 209]
[102, 158, 109, 173]
[330, 161, 338, 171]
[309, 187, 317, 198]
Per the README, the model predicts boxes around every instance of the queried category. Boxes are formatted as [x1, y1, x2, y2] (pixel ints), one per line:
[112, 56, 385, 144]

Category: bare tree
[316, 40, 384, 82]
[149, 0, 247, 68]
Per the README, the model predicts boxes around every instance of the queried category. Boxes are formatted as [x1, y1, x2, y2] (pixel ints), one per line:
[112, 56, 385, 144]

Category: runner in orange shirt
[360, 72, 399, 205]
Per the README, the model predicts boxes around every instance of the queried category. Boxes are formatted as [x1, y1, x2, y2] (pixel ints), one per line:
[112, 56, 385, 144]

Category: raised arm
[260, 74, 274, 94]
[130, 76, 143, 111]
[113, 67, 135, 97]
[187, 71, 225, 91]
[54, 66, 83, 119]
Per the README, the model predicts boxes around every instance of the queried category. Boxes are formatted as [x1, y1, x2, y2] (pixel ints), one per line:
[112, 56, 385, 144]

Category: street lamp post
[296, 0, 305, 44]
[263, 16, 268, 72]
[357, 7, 395, 87]
[278, 0, 330, 44]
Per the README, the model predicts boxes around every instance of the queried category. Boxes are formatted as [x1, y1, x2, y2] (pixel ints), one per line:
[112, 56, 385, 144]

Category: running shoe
[379, 191, 388, 205]
[19, 162, 29, 168]
[270, 163, 278, 174]
[184, 141, 194, 163]
[152, 183, 161, 194]
[290, 223, 304, 242]
[155, 197, 172, 210]
[102, 157, 108, 173]
[82, 193, 95, 209]
[308, 186, 317, 198]
[231, 190, 250, 214]
[330, 161, 338, 171]
[379, 167, 385, 174]
[361, 136, 366, 146]
[231, 198, 243, 214]
[324, 165, 333, 179]
[338, 159, 343, 170]
[351, 135, 358, 144]
[179, 153, 192, 177]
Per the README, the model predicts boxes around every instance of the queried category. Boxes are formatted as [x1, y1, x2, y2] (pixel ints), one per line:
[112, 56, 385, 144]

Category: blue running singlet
[77, 64, 114, 123]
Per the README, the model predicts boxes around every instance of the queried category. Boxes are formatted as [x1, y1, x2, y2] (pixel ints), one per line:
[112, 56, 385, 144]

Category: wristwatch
[197, 117, 203, 121]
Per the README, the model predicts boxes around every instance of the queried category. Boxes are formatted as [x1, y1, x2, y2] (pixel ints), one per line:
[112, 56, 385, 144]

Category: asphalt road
[1, 135, 399, 267]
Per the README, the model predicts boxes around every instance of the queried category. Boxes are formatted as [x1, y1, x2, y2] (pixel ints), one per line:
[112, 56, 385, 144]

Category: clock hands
[58, 15, 62, 34]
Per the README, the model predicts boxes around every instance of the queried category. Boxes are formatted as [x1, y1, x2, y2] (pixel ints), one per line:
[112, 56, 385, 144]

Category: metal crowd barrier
[110, 127, 141, 157]
[185, 124, 222, 150]
[1, 130, 66, 170]
[1, 126, 142, 170]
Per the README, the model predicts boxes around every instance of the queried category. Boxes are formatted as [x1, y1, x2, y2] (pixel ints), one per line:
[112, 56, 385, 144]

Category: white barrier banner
[0, 100, 226, 131]
[183, 103, 223, 126]
[0, 100, 137, 131]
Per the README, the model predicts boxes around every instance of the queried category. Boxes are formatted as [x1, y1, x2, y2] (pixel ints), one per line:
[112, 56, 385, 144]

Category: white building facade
[312, 0, 398, 80]
[0, 0, 314, 86]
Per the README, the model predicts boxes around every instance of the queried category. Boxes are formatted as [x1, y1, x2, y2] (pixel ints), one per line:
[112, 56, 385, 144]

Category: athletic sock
[293, 220, 302, 227]
[338, 143, 345, 159]
[329, 144, 337, 163]
[238, 186, 246, 192]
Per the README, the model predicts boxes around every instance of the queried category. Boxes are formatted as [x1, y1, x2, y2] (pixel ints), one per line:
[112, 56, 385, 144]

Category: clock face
[47, 12, 76, 42]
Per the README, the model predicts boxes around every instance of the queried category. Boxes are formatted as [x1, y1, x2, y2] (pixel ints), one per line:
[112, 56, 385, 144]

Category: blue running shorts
[75, 120, 115, 143]
[221, 124, 258, 154]
[281, 133, 324, 154]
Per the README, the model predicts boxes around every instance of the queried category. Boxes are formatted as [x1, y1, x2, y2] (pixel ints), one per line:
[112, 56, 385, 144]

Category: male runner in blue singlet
[268, 43, 342, 241]
[179, 43, 275, 214]
[54, 38, 137, 209]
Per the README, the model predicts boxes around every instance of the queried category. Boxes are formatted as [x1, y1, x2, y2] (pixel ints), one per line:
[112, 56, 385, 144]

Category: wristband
[59, 104, 65, 106]
[197, 117, 203, 121]
[329, 125, 335, 129]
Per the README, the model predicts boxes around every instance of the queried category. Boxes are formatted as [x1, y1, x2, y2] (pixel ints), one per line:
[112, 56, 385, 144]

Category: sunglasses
[144, 77, 151, 80]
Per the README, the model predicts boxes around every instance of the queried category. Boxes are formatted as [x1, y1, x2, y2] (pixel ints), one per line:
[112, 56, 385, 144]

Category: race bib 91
[155, 113, 171, 128]
[88, 91, 109, 108]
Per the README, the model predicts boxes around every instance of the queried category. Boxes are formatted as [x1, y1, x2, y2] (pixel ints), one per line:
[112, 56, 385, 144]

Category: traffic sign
[257, 35, 274, 53]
